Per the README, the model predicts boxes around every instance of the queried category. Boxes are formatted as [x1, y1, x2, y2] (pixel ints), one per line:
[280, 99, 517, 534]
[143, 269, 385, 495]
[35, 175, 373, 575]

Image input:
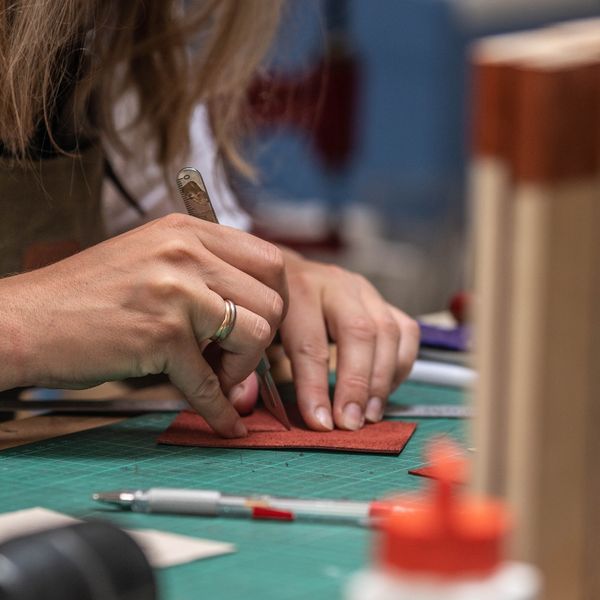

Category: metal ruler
[1, 399, 472, 419]
[0, 398, 187, 414]
[384, 404, 472, 419]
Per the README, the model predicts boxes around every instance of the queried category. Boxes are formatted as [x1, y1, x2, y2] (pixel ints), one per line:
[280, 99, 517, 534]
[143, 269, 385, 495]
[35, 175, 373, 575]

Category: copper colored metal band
[210, 299, 237, 343]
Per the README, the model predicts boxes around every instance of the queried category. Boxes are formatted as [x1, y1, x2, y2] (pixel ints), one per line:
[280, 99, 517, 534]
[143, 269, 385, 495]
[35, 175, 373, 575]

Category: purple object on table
[418, 322, 471, 352]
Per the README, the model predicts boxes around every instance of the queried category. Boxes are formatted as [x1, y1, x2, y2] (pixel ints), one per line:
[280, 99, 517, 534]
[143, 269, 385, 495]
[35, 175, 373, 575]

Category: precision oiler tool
[176, 167, 291, 430]
[92, 487, 414, 525]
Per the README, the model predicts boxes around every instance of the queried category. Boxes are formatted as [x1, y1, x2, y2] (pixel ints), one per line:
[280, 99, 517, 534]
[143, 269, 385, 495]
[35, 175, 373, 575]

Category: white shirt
[102, 104, 251, 236]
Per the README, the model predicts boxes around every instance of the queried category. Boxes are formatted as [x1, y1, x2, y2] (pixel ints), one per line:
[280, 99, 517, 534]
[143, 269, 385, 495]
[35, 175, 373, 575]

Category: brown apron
[0, 145, 106, 276]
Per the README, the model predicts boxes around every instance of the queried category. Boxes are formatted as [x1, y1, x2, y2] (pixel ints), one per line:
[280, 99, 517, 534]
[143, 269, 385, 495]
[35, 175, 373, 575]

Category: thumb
[228, 372, 259, 415]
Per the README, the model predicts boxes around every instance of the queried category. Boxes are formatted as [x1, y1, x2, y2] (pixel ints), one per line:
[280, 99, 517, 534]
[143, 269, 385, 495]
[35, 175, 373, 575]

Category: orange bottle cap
[376, 439, 509, 577]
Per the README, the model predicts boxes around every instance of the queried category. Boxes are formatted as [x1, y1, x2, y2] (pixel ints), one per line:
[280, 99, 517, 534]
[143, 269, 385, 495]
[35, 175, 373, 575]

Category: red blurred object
[250, 223, 344, 253]
[252, 507, 294, 521]
[377, 440, 509, 578]
[449, 291, 473, 325]
[246, 2, 360, 252]
[408, 464, 467, 486]
[248, 41, 360, 173]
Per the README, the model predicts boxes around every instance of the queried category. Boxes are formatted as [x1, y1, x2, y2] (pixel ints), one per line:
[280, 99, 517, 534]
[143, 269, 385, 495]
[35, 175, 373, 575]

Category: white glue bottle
[346, 440, 541, 600]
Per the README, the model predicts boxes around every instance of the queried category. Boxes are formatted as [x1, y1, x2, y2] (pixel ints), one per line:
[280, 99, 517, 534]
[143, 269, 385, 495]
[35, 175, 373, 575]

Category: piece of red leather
[408, 465, 466, 485]
[158, 406, 417, 455]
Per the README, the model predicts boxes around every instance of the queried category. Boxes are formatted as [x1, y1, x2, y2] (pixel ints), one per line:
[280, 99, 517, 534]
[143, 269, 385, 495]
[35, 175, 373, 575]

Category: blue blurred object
[419, 322, 471, 353]
[241, 0, 600, 312]
[248, 0, 599, 220]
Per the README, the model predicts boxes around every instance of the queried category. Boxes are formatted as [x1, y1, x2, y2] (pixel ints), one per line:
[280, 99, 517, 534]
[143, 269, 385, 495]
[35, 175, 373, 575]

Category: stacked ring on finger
[210, 298, 237, 343]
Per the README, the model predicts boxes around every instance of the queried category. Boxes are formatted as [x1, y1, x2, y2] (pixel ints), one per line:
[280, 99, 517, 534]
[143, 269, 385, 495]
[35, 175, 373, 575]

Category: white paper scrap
[129, 528, 235, 568]
[0, 507, 235, 568]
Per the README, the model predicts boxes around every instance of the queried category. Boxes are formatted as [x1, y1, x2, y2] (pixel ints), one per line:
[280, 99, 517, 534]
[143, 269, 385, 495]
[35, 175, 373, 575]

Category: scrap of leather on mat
[408, 465, 466, 485]
[158, 405, 417, 455]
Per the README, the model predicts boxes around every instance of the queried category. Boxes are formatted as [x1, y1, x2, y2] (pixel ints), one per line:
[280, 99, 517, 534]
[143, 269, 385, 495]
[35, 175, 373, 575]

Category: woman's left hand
[259, 248, 420, 431]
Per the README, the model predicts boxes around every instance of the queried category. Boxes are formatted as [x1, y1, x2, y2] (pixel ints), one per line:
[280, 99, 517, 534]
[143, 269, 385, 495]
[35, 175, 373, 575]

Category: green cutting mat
[0, 382, 466, 600]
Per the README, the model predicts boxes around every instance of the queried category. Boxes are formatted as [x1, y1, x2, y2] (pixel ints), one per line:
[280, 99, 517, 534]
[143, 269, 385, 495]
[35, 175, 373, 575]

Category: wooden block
[469, 49, 518, 497]
[507, 58, 599, 600]
[469, 22, 600, 599]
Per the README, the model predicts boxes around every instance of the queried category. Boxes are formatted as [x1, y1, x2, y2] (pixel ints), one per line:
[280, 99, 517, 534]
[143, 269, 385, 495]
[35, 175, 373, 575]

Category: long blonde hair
[0, 0, 283, 176]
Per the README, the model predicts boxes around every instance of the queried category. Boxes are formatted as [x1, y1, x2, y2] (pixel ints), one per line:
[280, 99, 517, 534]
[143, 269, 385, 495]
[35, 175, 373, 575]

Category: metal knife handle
[176, 168, 219, 223]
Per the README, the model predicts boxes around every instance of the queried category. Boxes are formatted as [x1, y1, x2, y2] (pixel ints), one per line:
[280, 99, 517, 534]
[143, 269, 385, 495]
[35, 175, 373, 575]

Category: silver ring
[210, 299, 237, 343]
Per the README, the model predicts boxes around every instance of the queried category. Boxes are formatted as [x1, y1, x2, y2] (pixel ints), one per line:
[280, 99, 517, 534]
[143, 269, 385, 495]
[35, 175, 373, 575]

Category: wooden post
[469, 23, 600, 599]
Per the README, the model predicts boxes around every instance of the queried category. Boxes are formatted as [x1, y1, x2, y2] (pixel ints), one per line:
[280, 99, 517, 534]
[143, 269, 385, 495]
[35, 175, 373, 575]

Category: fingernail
[365, 397, 384, 423]
[315, 406, 333, 430]
[342, 402, 364, 431]
[233, 420, 247, 438]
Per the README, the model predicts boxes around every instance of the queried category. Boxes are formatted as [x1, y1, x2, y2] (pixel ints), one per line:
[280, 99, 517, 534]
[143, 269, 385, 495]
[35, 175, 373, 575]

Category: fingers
[280, 286, 333, 431]
[390, 307, 420, 388]
[185, 219, 289, 312]
[149, 219, 288, 395]
[280, 265, 419, 432]
[324, 273, 418, 428]
[198, 252, 285, 341]
[304, 271, 418, 431]
[228, 372, 259, 415]
[359, 286, 401, 423]
[325, 283, 376, 431]
[166, 338, 247, 438]
[189, 289, 271, 393]
[344, 286, 418, 424]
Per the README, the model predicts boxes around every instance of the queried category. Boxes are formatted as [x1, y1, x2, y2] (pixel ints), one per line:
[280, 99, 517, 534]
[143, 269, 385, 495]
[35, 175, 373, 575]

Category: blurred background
[234, 0, 600, 316]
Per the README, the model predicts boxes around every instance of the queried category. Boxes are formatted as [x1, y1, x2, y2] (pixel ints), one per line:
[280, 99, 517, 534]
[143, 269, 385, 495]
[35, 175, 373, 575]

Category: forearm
[0, 276, 34, 391]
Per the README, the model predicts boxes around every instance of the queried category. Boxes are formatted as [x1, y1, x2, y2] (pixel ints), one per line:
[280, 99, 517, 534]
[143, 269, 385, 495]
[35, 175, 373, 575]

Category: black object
[0, 521, 157, 600]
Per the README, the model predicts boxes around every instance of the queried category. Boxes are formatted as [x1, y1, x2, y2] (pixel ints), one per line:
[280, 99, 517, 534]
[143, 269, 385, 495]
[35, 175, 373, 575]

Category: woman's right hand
[0, 214, 288, 438]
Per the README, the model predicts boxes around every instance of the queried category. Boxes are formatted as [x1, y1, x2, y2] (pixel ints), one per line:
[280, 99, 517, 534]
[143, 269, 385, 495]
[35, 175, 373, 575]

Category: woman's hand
[0, 214, 288, 438]
[278, 248, 420, 431]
